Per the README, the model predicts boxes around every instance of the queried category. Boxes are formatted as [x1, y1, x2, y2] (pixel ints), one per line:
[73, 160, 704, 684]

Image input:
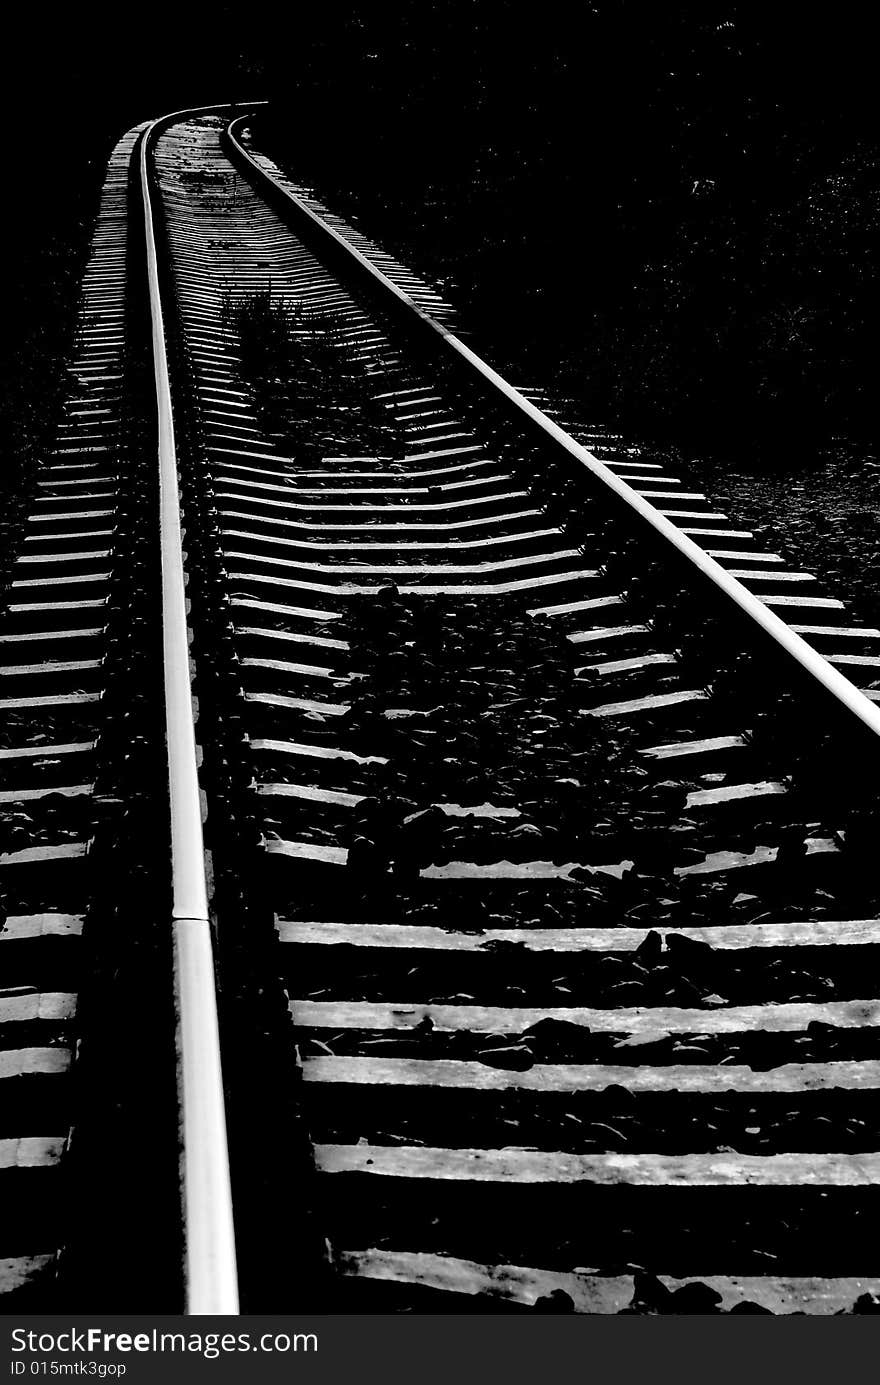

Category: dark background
[4, 2, 880, 467]
[1, 1, 258, 494]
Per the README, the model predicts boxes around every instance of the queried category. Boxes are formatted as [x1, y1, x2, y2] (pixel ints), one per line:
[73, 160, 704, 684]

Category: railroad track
[3, 103, 880, 1314]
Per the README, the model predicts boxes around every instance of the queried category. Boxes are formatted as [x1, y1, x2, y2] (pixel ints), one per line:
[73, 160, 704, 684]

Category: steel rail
[226, 114, 880, 746]
[139, 109, 245, 1315]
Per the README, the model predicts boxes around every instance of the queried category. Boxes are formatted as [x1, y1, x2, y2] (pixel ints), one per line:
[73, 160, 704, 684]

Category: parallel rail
[140, 109, 242, 1315]
[225, 116, 880, 748]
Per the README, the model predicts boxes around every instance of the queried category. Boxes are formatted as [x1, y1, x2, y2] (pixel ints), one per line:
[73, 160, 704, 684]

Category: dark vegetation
[254, 1, 880, 460]
[229, 291, 403, 457]
[6, 4, 879, 474]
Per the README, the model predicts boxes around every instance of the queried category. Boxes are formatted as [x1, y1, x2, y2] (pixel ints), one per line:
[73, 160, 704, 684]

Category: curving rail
[226, 114, 880, 747]
[139, 111, 241, 1316]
